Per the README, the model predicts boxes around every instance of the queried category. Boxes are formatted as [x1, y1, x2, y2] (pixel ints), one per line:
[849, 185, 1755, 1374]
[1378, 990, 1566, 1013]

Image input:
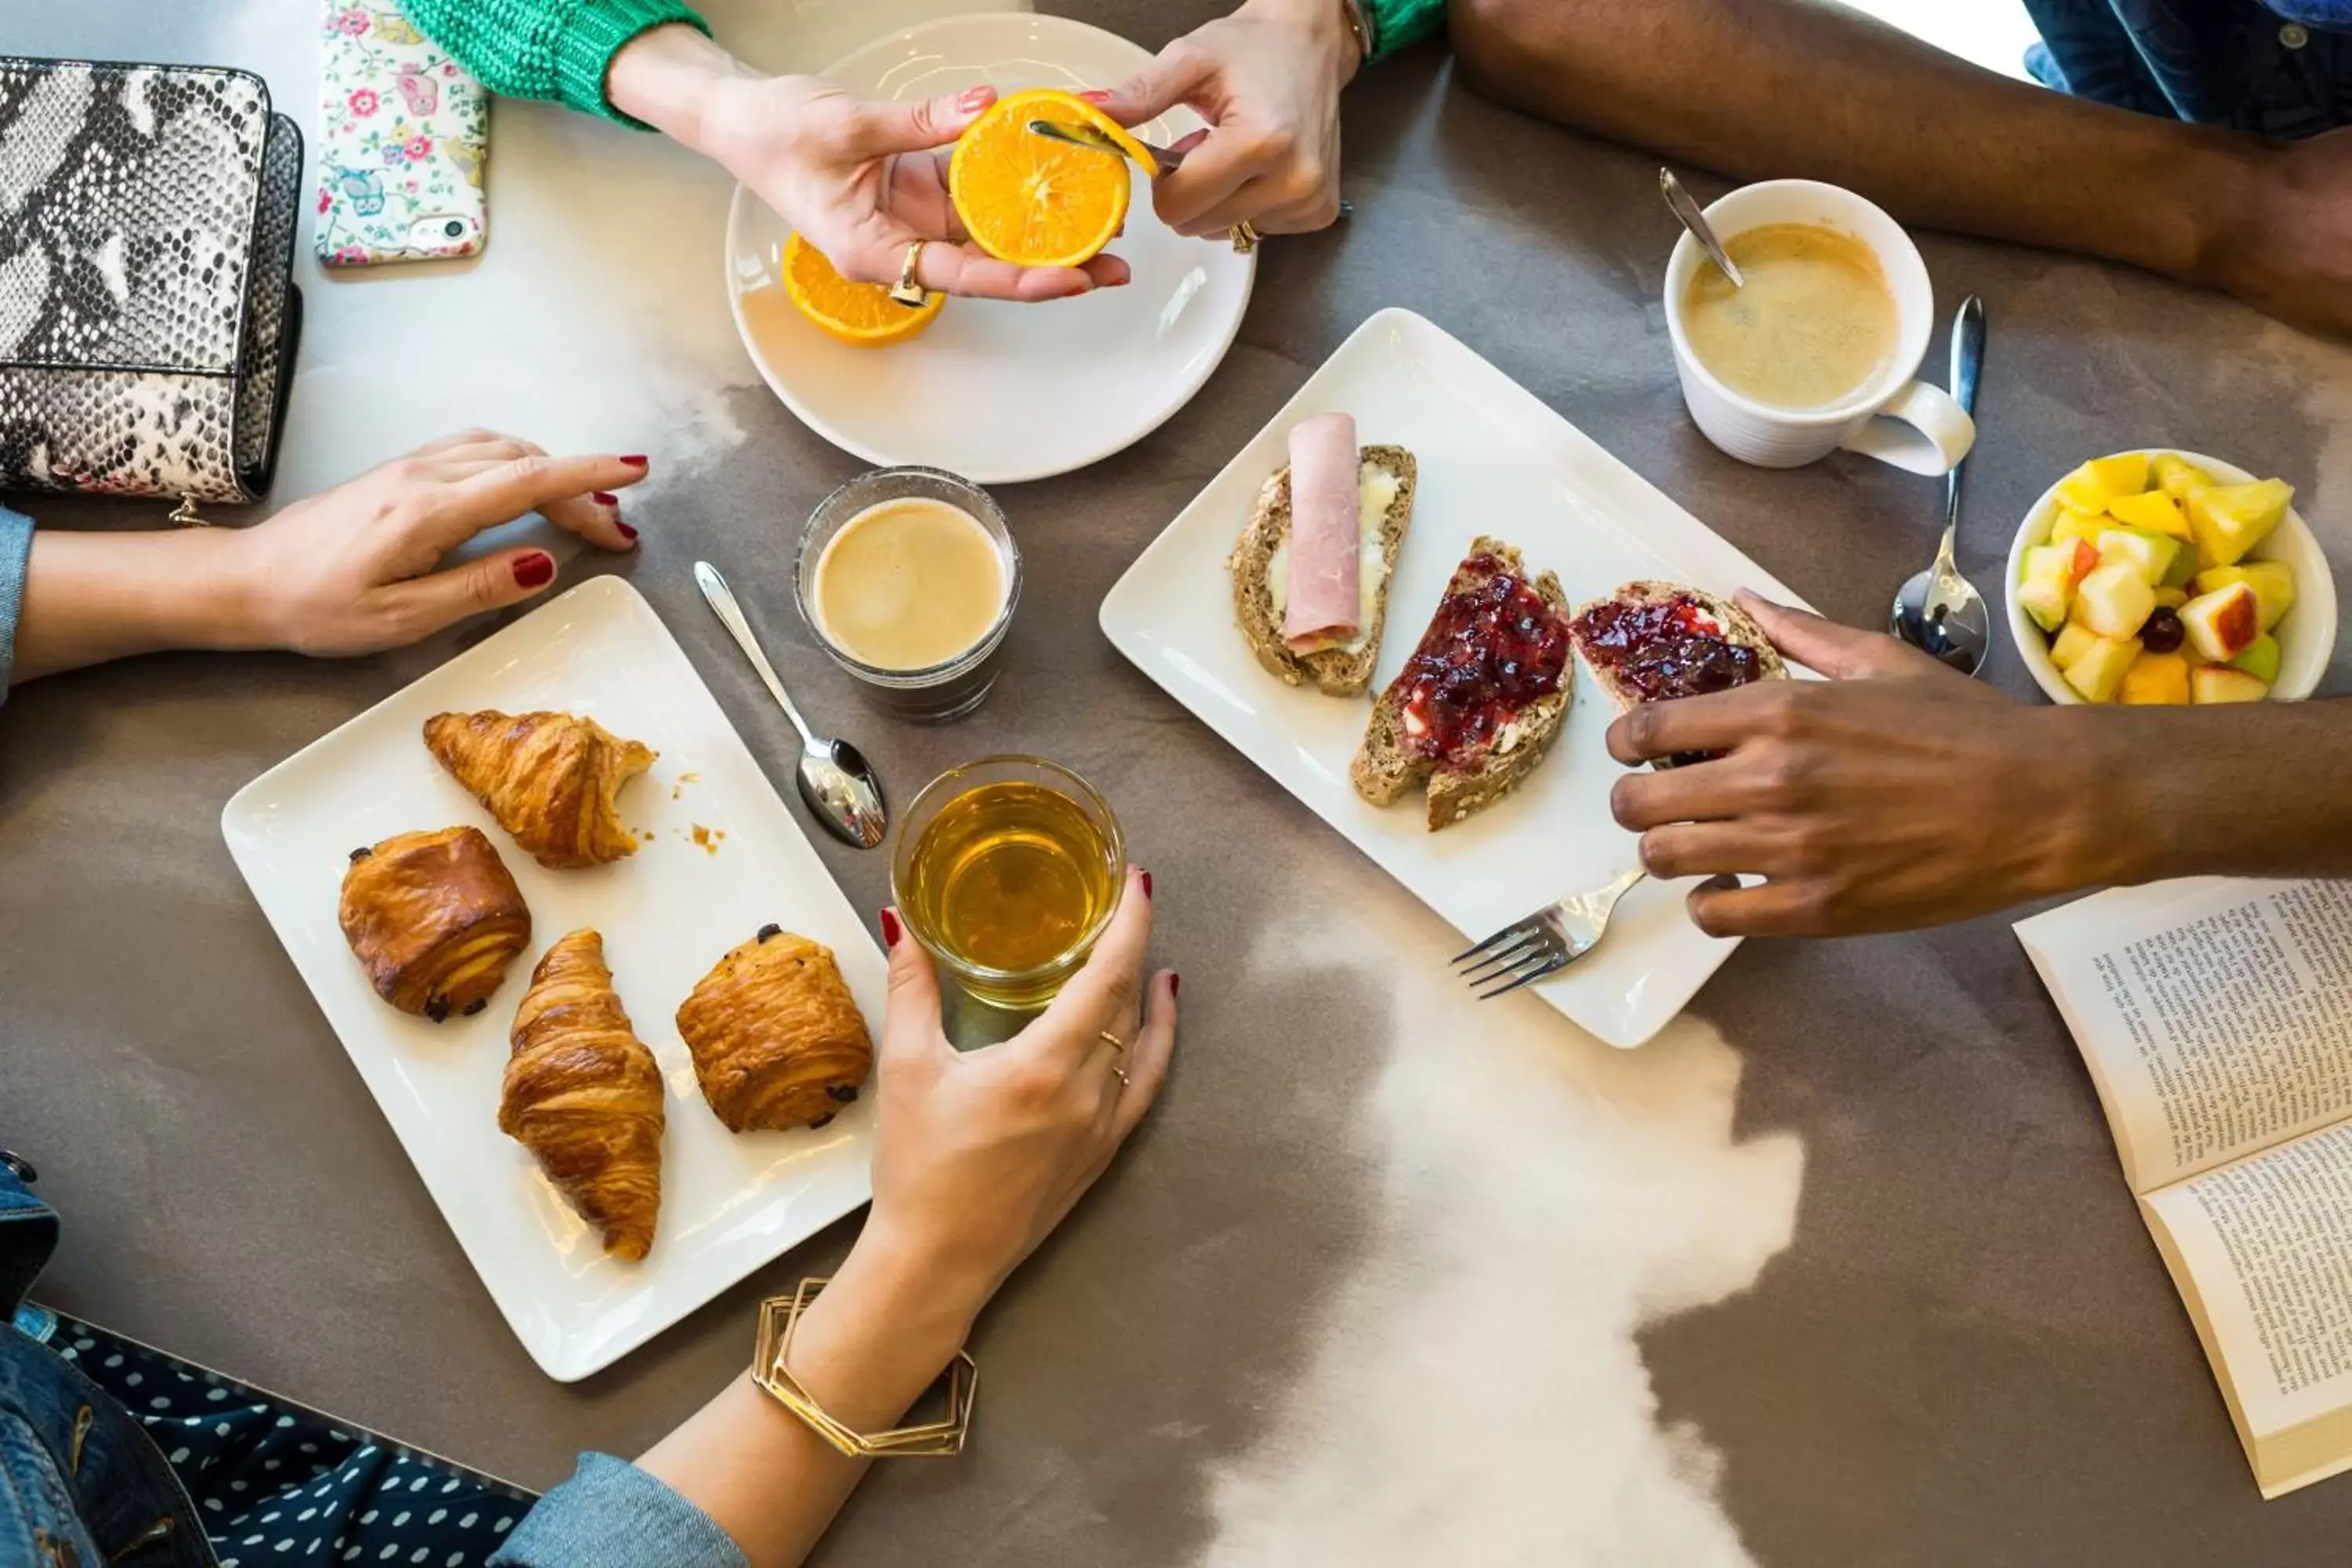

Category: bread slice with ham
[1229, 415, 1417, 698]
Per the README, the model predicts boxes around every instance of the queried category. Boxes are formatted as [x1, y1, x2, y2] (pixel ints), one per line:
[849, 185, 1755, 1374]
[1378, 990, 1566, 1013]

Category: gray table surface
[8, 3, 2352, 1564]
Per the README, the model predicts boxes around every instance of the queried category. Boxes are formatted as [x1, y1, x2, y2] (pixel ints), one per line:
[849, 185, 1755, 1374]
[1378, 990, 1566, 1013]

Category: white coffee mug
[1664, 180, 1975, 476]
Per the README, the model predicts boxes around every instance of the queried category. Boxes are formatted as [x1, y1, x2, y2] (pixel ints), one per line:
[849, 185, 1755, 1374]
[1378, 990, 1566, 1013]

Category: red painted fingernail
[615, 520, 638, 541]
[619, 455, 648, 468]
[879, 908, 902, 948]
[513, 553, 555, 588]
[593, 491, 619, 506]
[956, 86, 992, 111]
[1170, 972, 1180, 997]
[1140, 869, 1152, 899]
[1080, 89, 1111, 103]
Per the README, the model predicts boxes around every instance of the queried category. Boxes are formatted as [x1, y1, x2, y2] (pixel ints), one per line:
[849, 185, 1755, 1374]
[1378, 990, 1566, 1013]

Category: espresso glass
[793, 466, 1022, 722]
[890, 757, 1126, 1011]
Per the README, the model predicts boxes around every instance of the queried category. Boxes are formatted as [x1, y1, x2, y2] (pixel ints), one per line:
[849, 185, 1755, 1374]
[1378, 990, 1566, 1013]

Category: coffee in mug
[1681, 223, 1900, 412]
[1662, 180, 1976, 476]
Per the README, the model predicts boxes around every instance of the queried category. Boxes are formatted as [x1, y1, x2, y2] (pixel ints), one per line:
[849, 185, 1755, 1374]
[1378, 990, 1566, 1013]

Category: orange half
[949, 89, 1150, 269]
[779, 233, 945, 348]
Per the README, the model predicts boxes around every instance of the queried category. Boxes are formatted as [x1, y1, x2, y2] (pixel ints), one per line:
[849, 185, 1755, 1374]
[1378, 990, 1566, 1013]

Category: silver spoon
[1026, 118, 1187, 172]
[1659, 168, 1743, 288]
[693, 561, 888, 850]
[1890, 296, 1990, 674]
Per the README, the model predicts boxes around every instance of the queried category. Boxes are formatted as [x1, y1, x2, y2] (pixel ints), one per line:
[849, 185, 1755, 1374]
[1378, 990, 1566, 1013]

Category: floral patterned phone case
[316, 0, 488, 267]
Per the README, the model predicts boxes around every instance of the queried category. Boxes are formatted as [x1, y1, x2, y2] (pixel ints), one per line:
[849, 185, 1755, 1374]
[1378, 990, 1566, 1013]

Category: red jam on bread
[1397, 560, 1570, 764]
[1569, 594, 1766, 704]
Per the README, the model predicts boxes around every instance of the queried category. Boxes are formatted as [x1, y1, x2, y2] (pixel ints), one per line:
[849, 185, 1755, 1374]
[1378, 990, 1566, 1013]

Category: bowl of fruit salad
[2005, 449, 2336, 707]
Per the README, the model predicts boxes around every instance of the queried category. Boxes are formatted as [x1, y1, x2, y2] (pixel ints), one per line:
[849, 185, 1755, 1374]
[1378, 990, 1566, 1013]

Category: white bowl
[2005, 448, 2338, 704]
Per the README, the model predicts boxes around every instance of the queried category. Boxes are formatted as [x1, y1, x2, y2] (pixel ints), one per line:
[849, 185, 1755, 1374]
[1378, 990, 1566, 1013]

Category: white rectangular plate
[223, 577, 886, 1381]
[1099, 308, 1813, 1048]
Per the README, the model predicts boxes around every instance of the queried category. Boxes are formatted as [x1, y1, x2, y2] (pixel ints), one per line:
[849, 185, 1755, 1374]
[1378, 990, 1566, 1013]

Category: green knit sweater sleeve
[1362, 0, 1446, 58]
[406, 0, 710, 127]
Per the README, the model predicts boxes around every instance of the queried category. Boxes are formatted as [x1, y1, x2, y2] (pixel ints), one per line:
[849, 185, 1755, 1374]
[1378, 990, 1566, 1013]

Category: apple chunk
[2193, 561, 2296, 632]
[2064, 636, 2142, 703]
[2180, 581, 2261, 662]
[2074, 561, 2158, 640]
[2191, 666, 2270, 705]
[2019, 541, 2097, 631]
[2230, 632, 2282, 685]
[2096, 526, 2181, 587]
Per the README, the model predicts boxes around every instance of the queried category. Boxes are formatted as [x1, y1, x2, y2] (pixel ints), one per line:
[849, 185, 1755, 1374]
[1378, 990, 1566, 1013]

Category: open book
[2016, 877, 2352, 1499]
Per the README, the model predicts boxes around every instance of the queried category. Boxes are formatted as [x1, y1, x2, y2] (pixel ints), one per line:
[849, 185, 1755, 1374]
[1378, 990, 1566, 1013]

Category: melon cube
[2153, 452, 2215, 503]
[2121, 652, 2191, 706]
[2107, 489, 2192, 539]
[2189, 479, 2292, 570]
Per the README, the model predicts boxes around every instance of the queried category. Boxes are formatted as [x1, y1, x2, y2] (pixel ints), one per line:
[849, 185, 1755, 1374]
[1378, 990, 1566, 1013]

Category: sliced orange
[779, 233, 945, 348]
[949, 89, 1150, 269]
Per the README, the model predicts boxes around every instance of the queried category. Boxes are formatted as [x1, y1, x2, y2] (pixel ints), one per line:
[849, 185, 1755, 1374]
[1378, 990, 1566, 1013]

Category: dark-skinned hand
[1606, 592, 2122, 937]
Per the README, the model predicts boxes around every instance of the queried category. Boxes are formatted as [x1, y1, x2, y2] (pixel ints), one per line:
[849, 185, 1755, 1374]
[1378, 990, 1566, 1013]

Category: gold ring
[1098, 1029, 1126, 1054]
[1110, 1065, 1131, 1086]
[888, 241, 930, 307]
[1229, 221, 1260, 255]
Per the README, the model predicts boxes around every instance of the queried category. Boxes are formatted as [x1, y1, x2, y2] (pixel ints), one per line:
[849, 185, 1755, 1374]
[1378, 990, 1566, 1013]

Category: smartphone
[316, 0, 489, 267]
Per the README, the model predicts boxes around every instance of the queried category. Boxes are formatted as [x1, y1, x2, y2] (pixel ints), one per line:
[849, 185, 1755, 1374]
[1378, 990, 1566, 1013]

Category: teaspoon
[1659, 168, 1744, 288]
[1890, 296, 1991, 674]
[693, 561, 888, 850]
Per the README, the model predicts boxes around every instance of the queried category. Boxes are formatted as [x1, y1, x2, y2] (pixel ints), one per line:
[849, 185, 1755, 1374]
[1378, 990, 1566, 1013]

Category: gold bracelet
[751, 1278, 978, 1458]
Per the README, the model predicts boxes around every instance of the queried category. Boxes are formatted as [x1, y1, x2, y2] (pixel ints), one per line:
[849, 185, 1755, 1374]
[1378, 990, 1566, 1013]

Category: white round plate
[725, 13, 1255, 485]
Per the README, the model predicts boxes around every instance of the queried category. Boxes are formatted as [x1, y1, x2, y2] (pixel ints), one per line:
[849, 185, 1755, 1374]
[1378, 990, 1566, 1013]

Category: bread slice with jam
[1229, 444, 1418, 697]
[1567, 582, 1787, 768]
[1349, 536, 1574, 831]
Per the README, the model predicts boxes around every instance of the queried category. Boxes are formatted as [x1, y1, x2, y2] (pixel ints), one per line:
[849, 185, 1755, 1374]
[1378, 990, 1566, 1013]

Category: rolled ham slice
[1283, 412, 1361, 653]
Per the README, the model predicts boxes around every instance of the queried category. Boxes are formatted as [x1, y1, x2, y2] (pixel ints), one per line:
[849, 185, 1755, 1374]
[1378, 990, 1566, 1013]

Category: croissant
[339, 826, 532, 1020]
[675, 926, 873, 1133]
[423, 710, 655, 869]
[500, 929, 666, 1261]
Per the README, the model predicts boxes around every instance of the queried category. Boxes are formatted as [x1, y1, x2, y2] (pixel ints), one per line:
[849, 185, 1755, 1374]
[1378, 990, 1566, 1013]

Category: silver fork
[1453, 869, 1648, 1000]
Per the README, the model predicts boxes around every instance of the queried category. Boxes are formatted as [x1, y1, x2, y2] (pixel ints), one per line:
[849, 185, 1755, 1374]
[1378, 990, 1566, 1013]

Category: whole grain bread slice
[1229, 444, 1417, 697]
[1349, 535, 1575, 832]
[1568, 581, 1788, 768]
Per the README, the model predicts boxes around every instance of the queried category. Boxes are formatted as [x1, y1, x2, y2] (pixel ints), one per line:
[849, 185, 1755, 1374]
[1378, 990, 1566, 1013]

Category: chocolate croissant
[500, 929, 665, 1261]
[423, 710, 655, 869]
[675, 926, 873, 1133]
[339, 826, 532, 1020]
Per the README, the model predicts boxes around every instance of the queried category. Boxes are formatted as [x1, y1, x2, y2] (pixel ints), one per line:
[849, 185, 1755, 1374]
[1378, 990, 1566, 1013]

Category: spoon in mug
[1659, 168, 1744, 289]
[693, 561, 889, 850]
[1890, 296, 1991, 674]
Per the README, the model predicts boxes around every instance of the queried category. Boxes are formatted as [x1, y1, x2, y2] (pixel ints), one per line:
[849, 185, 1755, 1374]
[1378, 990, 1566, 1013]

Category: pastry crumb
[673, 771, 702, 800]
[690, 823, 724, 855]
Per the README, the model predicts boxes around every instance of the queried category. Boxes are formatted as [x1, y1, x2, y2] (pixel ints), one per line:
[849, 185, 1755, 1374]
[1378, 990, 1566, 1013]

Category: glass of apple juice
[890, 757, 1125, 1011]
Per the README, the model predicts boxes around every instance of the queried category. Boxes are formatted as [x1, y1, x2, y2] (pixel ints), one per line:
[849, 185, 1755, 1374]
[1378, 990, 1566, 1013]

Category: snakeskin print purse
[0, 57, 303, 506]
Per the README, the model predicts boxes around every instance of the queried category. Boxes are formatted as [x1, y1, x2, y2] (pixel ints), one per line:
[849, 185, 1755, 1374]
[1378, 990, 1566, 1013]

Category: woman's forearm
[11, 528, 258, 685]
[604, 21, 755, 154]
[633, 1232, 985, 1568]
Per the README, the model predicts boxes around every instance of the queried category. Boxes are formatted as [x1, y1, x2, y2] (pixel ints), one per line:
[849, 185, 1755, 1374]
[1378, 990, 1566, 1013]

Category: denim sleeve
[0, 506, 33, 706]
[491, 1453, 747, 1568]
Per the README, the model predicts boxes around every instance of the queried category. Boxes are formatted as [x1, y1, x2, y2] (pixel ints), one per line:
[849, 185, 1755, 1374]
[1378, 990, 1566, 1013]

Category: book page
[2143, 1120, 2352, 1490]
[2016, 879, 2352, 1192]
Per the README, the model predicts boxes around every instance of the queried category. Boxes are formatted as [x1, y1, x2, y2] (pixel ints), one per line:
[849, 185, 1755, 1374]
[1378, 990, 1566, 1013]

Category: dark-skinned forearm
[2061, 699, 2352, 888]
[1447, 0, 2251, 289]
